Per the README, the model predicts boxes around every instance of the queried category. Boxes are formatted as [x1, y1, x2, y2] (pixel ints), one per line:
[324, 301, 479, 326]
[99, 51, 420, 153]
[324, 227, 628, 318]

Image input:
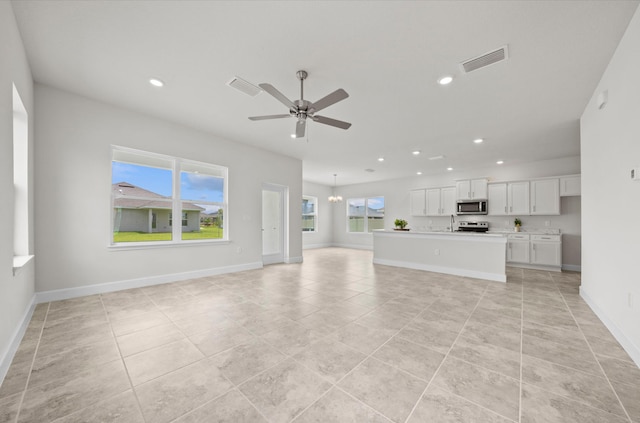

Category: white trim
[303, 243, 333, 250]
[507, 262, 562, 272]
[562, 264, 582, 272]
[332, 243, 373, 251]
[285, 256, 303, 264]
[373, 258, 506, 283]
[35, 262, 262, 304]
[0, 295, 36, 386]
[580, 287, 640, 368]
[12, 254, 34, 276]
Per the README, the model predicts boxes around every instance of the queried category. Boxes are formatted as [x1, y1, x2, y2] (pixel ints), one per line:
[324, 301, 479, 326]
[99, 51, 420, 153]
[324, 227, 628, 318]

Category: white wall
[0, 2, 36, 381]
[302, 181, 333, 249]
[580, 7, 640, 365]
[34, 84, 302, 294]
[331, 156, 582, 269]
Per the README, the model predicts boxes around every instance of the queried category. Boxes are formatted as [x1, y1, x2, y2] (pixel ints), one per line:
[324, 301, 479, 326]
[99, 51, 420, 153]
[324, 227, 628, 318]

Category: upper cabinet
[530, 178, 560, 215]
[488, 181, 529, 216]
[560, 175, 581, 196]
[456, 178, 488, 200]
[410, 187, 455, 216]
[409, 189, 426, 216]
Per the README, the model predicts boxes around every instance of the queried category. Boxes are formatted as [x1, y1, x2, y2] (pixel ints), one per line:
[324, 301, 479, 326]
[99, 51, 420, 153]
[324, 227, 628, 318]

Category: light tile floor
[1, 248, 638, 423]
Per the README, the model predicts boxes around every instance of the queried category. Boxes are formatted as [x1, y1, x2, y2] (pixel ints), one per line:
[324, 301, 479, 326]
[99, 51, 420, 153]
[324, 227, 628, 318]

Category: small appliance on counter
[457, 221, 489, 233]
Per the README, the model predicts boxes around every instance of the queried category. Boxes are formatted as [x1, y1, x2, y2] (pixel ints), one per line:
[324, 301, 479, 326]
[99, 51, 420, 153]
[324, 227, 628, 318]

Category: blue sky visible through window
[112, 162, 224, 213]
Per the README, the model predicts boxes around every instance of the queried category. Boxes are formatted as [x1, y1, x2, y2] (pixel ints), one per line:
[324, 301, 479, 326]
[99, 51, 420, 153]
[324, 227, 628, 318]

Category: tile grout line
[403, 281, 520, 423]
[556, 280, 634, 423]
[13, 301, 50, 423]
[519, 269, 524, 423]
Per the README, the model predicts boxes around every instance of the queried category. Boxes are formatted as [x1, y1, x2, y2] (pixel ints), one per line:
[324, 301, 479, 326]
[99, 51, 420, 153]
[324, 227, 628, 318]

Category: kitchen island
[373, 230, 507, 282]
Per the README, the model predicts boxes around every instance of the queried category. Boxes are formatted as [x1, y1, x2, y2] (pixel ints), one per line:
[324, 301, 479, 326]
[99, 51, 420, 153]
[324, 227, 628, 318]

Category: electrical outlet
[434, 249, 440, 256]
[429, 220, 433, 225]
[236, 247, 242, 254]
[545, 221, 550, 227]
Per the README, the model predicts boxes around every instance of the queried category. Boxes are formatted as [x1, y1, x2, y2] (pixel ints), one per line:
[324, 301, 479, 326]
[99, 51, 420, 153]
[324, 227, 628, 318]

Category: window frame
[346, 196, 385, 234]
[110, 146, 228, 249]
[302, 195, 318, 233]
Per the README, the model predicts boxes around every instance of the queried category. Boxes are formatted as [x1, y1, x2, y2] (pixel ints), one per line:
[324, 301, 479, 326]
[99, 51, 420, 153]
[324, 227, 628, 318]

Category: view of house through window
[302, 196, 317, 232]
[111, 147, 227, 244]
[347, 196, 385, 232]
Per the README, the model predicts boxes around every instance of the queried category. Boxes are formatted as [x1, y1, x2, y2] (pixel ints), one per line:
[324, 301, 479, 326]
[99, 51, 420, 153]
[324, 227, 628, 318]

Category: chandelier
[328, 174, 343, 203]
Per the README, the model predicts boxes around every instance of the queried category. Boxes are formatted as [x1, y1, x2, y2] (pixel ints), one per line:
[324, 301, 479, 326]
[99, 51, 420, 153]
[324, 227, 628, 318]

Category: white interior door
[262, 185, 285, 265]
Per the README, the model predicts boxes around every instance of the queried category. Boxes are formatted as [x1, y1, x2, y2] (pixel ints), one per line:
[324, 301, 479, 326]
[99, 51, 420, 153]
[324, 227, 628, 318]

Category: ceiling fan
[249, 70, 351, 138]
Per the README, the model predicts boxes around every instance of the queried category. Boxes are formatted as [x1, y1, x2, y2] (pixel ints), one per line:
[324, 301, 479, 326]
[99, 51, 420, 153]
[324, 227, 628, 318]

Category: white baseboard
[331, 243, 373, 251]
[285, 256, 303, 264]
[0, 295, 36, 386]
[562, 264, 582, 272]
[35, 262, 263, 304]
[580, 287, 640, 368]
[303, 243, 332, 250]
[373, 258, 506, 283]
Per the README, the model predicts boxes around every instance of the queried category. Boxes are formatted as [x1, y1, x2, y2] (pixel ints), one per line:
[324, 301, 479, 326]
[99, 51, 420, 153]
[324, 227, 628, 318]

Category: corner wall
[34, 84, 302, 294]
[302, 181, 333, 249]
[0, 2, 35, 382]
[580, 6, 640, 365]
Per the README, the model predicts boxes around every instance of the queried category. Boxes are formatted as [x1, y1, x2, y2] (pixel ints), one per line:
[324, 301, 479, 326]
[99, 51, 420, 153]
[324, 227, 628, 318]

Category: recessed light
[429, 155, 445, 161]
[438, 76, 453, 85]
[290, 134, 296, 139]
[496, 160, 504, 165]
[149, 78, 164, 87]
[412, 150, 421, 156]
[378, 157, 385, 162]
[473, 138, 484, 144]
[447, 167, 453, 171]
[416, 171, 423, 175]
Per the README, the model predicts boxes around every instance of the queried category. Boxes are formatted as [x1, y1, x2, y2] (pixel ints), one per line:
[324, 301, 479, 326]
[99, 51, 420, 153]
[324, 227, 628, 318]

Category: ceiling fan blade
[310, 89, 349, 113]
[248, 114, 291, 121]
[259, 83, 296, 109]
[295, 120, 306, 138]
[310, 115, 352, 130]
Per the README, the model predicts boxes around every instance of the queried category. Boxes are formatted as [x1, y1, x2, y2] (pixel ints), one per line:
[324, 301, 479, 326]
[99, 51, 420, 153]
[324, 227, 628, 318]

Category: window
[302, 196, 317, 232]
[111, 146, 227, 245]
[347, 196, 385, 233]
[13, 84, 30, 268]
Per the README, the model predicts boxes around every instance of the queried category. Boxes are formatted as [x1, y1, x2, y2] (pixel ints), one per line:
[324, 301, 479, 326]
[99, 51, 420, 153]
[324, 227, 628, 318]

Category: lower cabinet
[507, 234, 561, 269]
[530, 235, 562, 267]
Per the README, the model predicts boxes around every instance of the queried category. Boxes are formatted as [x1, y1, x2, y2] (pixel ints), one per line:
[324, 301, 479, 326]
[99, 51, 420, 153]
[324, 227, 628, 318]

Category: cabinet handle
[533, 205, 536, 212]
[510, 206, 512, 212]
[472, 191, 474, 198]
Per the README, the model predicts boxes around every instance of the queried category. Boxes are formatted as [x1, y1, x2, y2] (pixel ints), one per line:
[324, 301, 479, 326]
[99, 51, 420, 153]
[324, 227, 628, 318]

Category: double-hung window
[111, 146, 227, 246]
[302, 196, 317, 232]
[347, 196, 385, 233]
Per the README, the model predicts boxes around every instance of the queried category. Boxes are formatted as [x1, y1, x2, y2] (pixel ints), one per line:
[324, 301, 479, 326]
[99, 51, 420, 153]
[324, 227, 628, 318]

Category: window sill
[13, 255, 34, 276]
[108, 239, 230, 251]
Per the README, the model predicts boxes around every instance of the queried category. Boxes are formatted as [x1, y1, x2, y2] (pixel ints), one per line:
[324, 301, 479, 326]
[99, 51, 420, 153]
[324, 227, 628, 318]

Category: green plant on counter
[514, 218, 522, 227]
[394, 218, 408, 229]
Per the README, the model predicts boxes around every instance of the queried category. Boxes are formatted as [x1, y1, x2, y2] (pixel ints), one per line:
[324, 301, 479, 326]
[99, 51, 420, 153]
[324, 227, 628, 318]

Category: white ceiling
[11, 1, 639, 186]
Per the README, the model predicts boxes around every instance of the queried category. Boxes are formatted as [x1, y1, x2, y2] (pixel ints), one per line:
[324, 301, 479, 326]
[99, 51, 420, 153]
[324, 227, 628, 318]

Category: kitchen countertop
[379, 229, 506, 238]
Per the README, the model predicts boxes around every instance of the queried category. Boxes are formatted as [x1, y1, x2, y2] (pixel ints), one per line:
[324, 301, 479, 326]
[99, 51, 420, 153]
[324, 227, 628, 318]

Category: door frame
[262, 183, 289, 265]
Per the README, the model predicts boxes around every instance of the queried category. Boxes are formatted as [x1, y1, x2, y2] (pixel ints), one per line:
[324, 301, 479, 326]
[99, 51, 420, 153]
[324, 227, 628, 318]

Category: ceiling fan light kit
[249, 70, 351, 139]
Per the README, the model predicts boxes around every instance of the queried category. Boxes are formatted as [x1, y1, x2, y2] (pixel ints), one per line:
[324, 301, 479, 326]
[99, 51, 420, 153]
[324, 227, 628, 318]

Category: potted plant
[514, 218, 522, 232]
[394, 218, 409, 231]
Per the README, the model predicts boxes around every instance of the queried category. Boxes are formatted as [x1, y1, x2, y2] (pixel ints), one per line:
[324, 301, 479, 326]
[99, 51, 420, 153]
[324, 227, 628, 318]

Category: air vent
[226, 76, 262, 97]
[365, 168, 376, 173]
[460, 45, 509, 73]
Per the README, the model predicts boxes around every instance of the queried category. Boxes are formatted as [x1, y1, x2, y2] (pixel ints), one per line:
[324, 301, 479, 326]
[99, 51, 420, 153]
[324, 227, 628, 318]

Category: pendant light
[328, 174, 343, 203]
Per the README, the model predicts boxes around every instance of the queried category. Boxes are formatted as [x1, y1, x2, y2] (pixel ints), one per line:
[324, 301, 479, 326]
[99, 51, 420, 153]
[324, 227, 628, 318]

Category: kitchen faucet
[450, 214, 455, 232]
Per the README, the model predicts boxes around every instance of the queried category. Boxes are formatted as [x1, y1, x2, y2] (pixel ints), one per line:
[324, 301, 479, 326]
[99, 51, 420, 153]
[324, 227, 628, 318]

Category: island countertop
[373, 230, 507, 282]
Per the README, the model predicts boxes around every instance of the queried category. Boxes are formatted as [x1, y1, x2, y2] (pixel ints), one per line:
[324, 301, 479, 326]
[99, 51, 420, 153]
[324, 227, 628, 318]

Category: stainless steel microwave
[456, 199, 488, 215]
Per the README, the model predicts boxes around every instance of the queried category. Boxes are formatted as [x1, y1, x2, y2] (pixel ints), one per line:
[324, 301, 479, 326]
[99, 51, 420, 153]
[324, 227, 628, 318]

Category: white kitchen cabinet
[530, 235, 562, 266]
[509, 181, 530, 215]
[488, 182, 529, 216]
[426, 187, 455, 216]
[560, 175, 581, 196]
[530, 178, 560, 215]
[507, 234, 530, 263]
[456, 178, 488, 200]
[410, 189, 426, 216]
